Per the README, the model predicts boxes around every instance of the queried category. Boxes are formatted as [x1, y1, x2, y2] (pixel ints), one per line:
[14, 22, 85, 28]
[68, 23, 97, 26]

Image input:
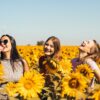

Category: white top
[1, 59, 24, 82]
[85, 58, 100, 71]
[85, 59, 100, 87]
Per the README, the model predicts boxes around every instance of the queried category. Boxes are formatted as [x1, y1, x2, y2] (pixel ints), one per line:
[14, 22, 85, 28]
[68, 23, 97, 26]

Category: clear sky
[0, 0, 100, 45]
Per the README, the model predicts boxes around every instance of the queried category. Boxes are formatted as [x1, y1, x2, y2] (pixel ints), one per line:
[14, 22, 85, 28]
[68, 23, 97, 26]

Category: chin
[79, 47, 82, 51]
[79, 49, 85, 53]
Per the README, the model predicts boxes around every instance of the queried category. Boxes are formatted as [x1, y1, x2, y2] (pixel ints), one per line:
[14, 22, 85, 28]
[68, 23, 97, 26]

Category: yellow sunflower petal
[61, 72, 87, 99]
[17, 70, 45, 99]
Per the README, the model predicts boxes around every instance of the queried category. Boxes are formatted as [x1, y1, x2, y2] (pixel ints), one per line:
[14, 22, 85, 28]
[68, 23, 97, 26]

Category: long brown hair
[44, 36, 61, 60]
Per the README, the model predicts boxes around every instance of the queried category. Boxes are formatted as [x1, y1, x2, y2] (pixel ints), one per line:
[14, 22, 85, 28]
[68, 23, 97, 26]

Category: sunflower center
[24, 80, 34, 90]
[69, 78, 79, 88]
[80, 69, 88, 76]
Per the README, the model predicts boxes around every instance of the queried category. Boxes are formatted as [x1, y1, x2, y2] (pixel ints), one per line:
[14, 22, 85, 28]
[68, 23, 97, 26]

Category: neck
[3, 51, 11, 59]
[79, 52, 88, 60]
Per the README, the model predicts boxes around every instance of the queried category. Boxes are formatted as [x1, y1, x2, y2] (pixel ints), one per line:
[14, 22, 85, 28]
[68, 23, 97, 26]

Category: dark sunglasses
[0, 39, 8, 45]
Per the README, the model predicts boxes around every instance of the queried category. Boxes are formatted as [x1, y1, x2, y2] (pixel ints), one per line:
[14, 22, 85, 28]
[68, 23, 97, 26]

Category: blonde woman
[72, 40, 100, 82]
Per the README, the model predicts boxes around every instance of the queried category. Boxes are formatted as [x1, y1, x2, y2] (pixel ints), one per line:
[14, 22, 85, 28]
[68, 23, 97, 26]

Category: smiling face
[44, 40, 55, 56]
[79, 40, 96, 54]
[0, 36, 12, 53]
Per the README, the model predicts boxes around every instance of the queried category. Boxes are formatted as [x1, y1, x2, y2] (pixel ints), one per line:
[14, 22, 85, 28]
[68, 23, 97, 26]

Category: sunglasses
[0, 39, 8, 45]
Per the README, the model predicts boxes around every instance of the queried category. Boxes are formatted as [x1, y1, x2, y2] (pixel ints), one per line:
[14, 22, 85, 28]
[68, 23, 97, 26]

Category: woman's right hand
[0, 45, 3, 52]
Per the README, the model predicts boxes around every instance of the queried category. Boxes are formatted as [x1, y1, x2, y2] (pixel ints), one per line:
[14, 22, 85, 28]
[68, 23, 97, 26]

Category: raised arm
[86, 58, 100, 82]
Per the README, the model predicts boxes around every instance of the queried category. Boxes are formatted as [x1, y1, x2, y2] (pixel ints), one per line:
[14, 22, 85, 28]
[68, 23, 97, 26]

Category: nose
[46, 45, 51, 49]
[83, 41, 87, 44]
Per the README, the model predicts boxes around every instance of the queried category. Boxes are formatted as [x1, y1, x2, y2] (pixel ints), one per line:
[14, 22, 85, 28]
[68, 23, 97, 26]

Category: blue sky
[0, 0, 100, 45]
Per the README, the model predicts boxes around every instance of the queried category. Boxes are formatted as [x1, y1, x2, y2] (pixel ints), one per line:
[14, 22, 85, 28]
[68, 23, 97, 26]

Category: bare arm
[86, 58, 100, 82]
[22, 59, 29, 72]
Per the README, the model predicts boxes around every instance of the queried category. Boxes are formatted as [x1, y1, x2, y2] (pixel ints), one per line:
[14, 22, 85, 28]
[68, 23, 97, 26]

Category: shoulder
[15, 58, 27, 67]
[39, 56, 45, 59]
[39, 56, 46, 66]
[71, 58, 79, 64]
[72, 58, 79, 61]
[22, 59, 27, 63]
[20, 58, 29, 71]
[39, 56, 46, 61]
[15, 58, 26, 63]
[21, 59, 28, 67]
[71, 58, 82, 71]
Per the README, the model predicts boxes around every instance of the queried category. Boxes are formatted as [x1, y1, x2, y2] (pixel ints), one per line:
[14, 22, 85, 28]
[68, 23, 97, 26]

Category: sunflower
[61, 72, 87, 99]
[59, 58, 72, 74]
[90, 90, 100, 100]
[43, 58, 60, 74]
[17, 70, 45, 99]
[5, 82, 18, 97]
[0, 63, 3, 75]
[88, 86, 100, 100]
[0, 62, 5, 83]
[76, 64, 94, 81]
[87, 83, 100, 100]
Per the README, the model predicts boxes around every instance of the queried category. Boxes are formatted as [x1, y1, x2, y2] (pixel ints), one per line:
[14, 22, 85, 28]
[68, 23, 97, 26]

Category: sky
[0, 0, 100, 45]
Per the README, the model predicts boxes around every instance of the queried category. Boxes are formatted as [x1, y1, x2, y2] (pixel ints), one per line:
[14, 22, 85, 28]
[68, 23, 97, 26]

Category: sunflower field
[0, 45, 100, 100]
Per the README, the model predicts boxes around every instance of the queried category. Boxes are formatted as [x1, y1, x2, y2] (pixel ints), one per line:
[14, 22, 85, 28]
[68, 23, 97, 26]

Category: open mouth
[44, 48, 51, 53]
[80, 43, 85, 47]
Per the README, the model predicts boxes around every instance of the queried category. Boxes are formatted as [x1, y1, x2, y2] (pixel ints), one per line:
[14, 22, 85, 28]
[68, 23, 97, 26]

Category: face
[44, 40, 55, 56]
[79, 40, 95, 53]
[0, 36, 12, 52]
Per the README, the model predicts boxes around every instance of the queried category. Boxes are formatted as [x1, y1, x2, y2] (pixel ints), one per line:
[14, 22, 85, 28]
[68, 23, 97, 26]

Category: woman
[39, 36, 63, 99]
[72, 40, 100, 86]
[39, 36, 62, 75]
[0, 34, 29, 99]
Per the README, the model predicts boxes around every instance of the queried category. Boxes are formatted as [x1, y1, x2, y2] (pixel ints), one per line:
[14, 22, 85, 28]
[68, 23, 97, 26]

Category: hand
[0, 45, 3, 52]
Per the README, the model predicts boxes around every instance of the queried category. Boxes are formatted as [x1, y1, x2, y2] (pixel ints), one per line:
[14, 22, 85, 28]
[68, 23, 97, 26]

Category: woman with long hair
[39, 36, 63, 99]
[71, 40, 100, 98]
[72, 40, 100, 82]
[0, 34, 29, 99]
[39, 36, 61, 75]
